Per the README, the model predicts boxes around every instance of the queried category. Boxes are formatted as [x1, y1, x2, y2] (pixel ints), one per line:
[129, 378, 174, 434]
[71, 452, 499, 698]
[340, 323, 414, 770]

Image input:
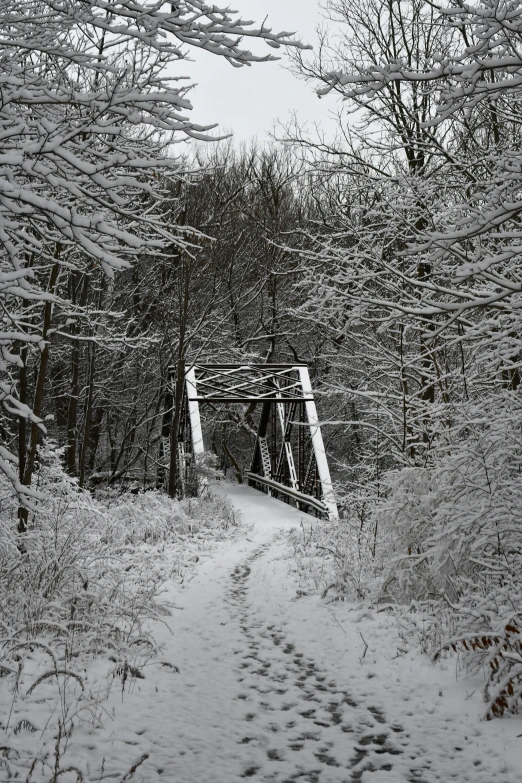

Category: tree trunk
[87, 406, 104, 473]
[168, 358, 185, 498]
[18, 344, 28, 485]
[168, 247, 190, 499]
[158, 378, 173, 488]
[67, 273, 89, 475]
[78, 344, 95, 489]
[18, 257, 60, 533]
[222, 432, 243, 483]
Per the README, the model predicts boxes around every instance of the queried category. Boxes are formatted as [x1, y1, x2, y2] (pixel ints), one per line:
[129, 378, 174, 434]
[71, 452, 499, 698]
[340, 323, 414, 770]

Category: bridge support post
[298, 367, 339, 521]
[185, 366, 206, 493]
[186, 367, 204, 458]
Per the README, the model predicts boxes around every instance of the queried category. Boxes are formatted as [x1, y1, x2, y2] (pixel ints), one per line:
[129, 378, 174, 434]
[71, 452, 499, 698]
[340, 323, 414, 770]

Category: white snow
[7, 482, 522, 781]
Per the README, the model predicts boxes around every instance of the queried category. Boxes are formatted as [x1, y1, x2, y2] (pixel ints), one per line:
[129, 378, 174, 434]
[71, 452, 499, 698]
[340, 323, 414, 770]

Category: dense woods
[2, 0, 522, 747]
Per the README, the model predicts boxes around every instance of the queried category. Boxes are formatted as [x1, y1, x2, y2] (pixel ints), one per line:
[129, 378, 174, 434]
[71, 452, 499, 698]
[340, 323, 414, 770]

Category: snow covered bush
[379, 392, 522, 602]
[289, 485, 383, 601]
[434, 583, 522, 720]
[1, 445, 237, 645]
[377, 391, 522, 717]
[0, 444, 239, 776]
[290, 388, 522, 717]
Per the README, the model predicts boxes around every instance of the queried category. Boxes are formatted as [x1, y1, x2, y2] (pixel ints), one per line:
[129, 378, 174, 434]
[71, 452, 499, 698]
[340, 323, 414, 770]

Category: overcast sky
[172, 0, 341, 144]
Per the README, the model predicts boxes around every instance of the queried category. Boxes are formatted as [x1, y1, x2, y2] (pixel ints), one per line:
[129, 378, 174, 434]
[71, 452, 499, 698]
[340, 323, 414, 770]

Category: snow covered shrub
[94, 489, 230, 547]
[377, 392, 522, 716]
[0, 450, 169, 722]
[0, 446, 237, 650]
[379, 393, 522, 602]
[434, 582, 522, 719]
[0, 442, 239, 764]
[289, 487, 383, 600]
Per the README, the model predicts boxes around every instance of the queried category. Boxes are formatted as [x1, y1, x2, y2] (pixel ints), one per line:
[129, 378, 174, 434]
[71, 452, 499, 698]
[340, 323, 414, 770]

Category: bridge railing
[245, 472, 327, 516]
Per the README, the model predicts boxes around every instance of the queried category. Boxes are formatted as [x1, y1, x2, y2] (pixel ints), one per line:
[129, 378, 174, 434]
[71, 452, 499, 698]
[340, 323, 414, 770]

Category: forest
[1, 1, 522, 781]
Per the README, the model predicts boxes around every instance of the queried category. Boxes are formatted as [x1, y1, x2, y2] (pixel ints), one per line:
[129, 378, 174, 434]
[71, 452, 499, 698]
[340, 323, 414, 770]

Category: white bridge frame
[180, 364, 338, 521]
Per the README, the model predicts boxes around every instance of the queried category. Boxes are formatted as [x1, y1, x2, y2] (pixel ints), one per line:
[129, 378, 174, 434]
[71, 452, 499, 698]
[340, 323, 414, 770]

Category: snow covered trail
[76, 483, 521, 783]
[143, 483, 403, 783]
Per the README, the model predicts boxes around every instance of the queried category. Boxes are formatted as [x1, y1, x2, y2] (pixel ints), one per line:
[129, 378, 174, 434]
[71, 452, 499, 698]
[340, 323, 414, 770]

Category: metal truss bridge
[172, 364, 338, 521]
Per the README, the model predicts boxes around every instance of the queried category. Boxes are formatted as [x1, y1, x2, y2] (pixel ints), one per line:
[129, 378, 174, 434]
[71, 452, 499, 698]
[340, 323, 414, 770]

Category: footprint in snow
[226, 543, 413, 782]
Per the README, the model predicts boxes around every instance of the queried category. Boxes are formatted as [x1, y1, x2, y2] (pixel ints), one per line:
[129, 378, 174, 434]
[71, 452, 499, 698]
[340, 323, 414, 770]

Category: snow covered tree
[52, 142, 324, 495]
[284, 0, 522, 470]
[312, 0, 522, 334]
[283, 0, 466, 482]
[0, 1, 306, 515]
[282, 2, 522, 714]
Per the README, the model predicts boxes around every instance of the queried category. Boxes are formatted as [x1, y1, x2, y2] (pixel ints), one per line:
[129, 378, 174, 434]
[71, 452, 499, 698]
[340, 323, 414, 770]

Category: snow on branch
[0, 0, 307, 501]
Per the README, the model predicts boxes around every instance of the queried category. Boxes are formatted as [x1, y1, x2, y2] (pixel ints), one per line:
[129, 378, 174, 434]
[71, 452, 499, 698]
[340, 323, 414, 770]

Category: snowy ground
[7, 482, 522, 782]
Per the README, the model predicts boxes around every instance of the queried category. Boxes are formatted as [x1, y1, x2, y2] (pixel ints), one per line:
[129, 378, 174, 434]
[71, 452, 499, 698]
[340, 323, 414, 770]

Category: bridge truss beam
[170, 364, 338, 521]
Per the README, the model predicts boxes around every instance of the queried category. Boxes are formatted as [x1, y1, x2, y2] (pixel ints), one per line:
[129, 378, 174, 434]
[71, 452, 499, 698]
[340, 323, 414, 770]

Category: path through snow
[71, 484, 521, 782]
